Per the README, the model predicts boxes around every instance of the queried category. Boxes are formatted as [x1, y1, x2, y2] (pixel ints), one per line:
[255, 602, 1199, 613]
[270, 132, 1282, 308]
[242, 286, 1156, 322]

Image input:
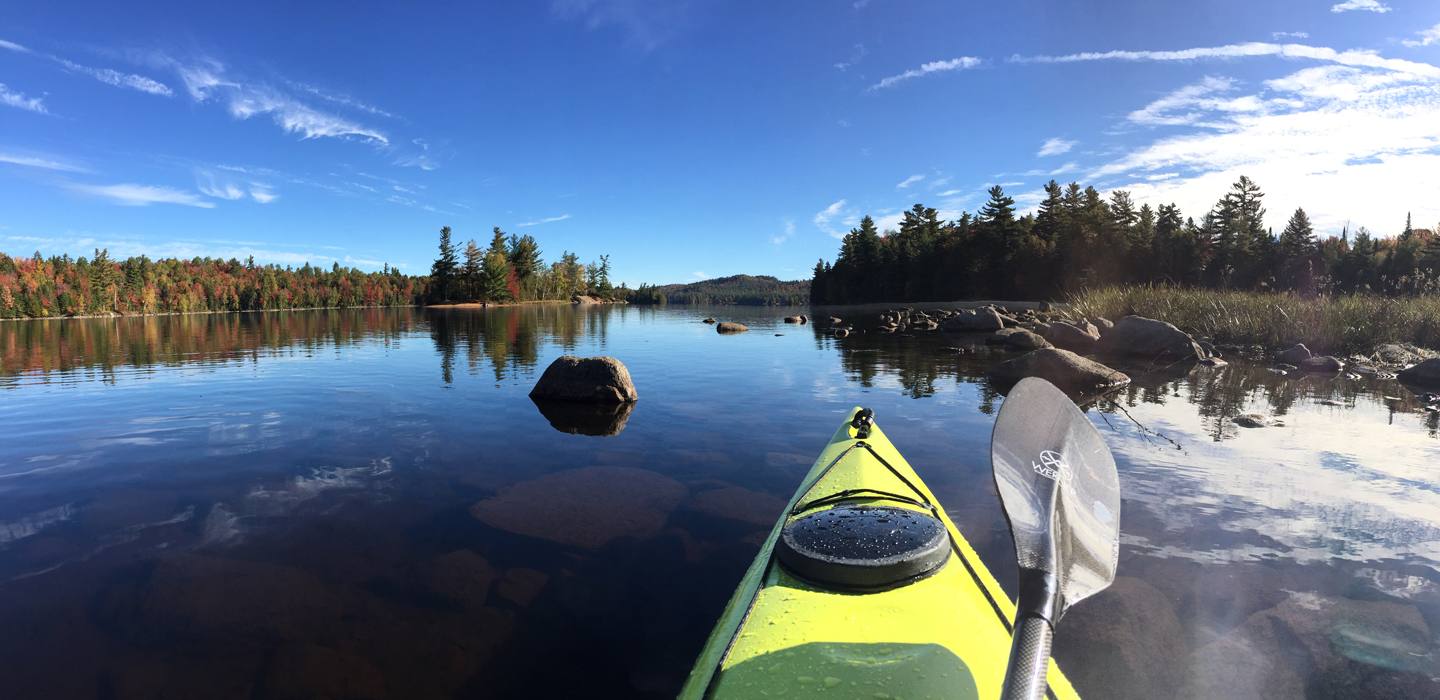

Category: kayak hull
[679, 407, 1082, 700]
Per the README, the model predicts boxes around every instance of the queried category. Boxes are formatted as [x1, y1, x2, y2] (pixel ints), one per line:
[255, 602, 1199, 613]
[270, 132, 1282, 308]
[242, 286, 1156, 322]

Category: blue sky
[2, 1, 1439, 286]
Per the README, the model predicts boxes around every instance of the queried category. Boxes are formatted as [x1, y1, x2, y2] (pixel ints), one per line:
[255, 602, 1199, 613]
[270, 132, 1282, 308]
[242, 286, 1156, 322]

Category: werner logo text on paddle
[1031, 450, 1073, 482]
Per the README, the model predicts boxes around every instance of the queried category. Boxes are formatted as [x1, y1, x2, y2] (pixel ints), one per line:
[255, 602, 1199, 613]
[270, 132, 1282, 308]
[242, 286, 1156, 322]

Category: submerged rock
[989, 348, 1130, 394]
[716, 322, 749, 334]
[832, 329, 849, 338]
[1094, 315, 1207, 361]
[936, 346, 965, 354]
[783, 316, 802, 323]
[702, 317, 717, 324]
[1177, 594, 1436, 700]
[531, 397, 635, 437]
[529, 356, 638, 403]
[1053, 577, 1187, 700]
[470, 466, 688, 550]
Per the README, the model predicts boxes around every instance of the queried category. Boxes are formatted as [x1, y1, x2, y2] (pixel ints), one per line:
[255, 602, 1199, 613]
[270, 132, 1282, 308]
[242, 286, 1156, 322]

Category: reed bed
[1065, 286, 1440, 355]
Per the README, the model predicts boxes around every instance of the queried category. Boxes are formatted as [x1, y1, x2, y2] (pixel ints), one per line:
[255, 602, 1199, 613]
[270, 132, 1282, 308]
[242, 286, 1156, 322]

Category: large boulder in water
[990, 348, 1130, 394]
[1044, 321, 1100, 351]
[1397, 358, 1440, 387]
[716, 322, 749, 334]
[529, 355, 637, 403]
[1275, 344, 1311, 365]
[1003, 329, 1051, 351]
[470, 466, 687, 550]
[1093, 315, 1207, 361]
[943, 308, 1005, 332]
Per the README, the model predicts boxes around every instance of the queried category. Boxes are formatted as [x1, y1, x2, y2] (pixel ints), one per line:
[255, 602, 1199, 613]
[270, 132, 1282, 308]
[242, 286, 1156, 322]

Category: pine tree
[1276, 208, 1316, 291]
[482, 250, 511, 302]
[462, 239, 483, 299]
[430, 226, 459, 302]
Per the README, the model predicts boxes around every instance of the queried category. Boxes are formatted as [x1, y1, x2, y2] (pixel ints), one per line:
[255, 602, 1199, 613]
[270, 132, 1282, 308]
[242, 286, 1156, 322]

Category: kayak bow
[679, 407, 1082, 700]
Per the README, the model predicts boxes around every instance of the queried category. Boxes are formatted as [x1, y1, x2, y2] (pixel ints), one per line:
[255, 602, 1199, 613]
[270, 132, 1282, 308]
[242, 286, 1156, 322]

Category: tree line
[629, 275, 809, 305]
[427, 226, 626, 303]
[811, 176, 1437, 304]
[0, 251, 422, 319]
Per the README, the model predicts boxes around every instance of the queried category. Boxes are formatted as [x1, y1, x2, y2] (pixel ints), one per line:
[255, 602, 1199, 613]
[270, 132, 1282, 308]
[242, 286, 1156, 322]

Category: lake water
[1, 305, 1437, 699]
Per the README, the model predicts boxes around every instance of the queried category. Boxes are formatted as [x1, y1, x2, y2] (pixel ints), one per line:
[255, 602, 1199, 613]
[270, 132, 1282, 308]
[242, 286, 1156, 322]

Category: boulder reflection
[530, 397, 634, 436]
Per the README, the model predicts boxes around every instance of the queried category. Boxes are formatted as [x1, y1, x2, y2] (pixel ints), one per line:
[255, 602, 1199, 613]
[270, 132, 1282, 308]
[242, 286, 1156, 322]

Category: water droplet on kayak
[798, 677, 815, 684]
[824, 677, 841, 687]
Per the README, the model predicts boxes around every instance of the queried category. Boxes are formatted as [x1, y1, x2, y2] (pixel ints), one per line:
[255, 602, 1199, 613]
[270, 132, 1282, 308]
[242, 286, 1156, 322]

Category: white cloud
[1089, 63, 1440, 235]
[0, 152, 85, 171]
[936, 189, 961, 196]
[690, 270, 707, 279]
[1126, 76, 1270, 127]
[1051, 162, 1080, 175]
[290, 82, 394, 117]
[896, 174, 925, 188]
[174, 58, 387, 145]
[250, 185, 277, 203]
[1010, 42, 1440, 79]
[1038, 137, 1077, 156]
[69, 183, 216, 208]
[1402, 23, 1440, 48]
[1272, 32, 1309, 40]
[517, 214, 571, 227]
[0, 83, 48, 114]
[0, 39, 34, 54]
[813, 199, 848, 238]
[870, 57, 983, 90]
[1331, 0, 1389, 12]
[56, 58, 172, 96]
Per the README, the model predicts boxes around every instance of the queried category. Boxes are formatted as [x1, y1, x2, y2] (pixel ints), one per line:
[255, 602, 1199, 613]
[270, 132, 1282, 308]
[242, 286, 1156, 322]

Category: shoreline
[0, 304, 420, 323]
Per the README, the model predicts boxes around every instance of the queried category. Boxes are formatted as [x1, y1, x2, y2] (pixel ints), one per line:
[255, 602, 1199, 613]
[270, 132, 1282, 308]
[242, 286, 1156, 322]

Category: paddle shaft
[1000, 567, 1059, 700]
[1001, 615, 1053, 700]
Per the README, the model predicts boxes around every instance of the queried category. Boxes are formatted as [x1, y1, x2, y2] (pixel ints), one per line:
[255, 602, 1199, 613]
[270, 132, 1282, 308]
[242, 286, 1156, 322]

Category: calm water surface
[1, 305, 1438, 699]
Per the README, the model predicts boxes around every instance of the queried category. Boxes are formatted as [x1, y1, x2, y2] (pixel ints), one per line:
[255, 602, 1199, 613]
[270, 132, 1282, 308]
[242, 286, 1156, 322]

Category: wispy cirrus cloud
[517, 214, 571, 227]
[773, 219, 795, 245]
[68, 183, 215, 208]
[835, 44, 868, 71]
[896, 174, 924, 189]
[172, 57, 388, 145]
[551, 0, 709, 51]
[869, 57, 982, 90]
[813, 199, 848, 238]
[1331, 0, 1389, 13]
[1, 38, 173, 96]
[0, 152, 86, 171]
[1009, 42, 1440, 79]
[0, 83, 49, 114]
[1403, 23, 1440, 48]
[249, 185, 277, 204]
[1038, 137, 1077, 156]
[1273, 32, 1309, 40]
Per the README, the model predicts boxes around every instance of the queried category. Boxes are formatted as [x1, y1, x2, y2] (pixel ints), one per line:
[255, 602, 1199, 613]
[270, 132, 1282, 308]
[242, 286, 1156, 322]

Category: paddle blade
[991, 377, 1121, 615]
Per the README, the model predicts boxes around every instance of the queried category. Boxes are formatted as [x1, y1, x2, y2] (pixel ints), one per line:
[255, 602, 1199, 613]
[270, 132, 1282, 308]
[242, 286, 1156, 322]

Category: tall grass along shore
[1067, 286, 1440, 355]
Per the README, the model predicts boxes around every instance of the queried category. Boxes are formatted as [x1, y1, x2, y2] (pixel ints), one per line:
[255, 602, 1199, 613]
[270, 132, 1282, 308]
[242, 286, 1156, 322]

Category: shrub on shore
[1067, 286, 1440, 355]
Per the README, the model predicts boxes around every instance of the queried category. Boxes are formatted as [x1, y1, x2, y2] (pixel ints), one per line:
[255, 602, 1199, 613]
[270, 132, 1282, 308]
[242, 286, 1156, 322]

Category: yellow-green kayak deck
[679, 408, 1081, 700]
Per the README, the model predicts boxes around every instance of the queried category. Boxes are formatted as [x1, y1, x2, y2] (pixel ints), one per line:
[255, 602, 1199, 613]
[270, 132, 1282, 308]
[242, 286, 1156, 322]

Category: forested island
[0, 251, 420, 319]
[811, 176, 1434, 304]
[628, 275, 809, 305]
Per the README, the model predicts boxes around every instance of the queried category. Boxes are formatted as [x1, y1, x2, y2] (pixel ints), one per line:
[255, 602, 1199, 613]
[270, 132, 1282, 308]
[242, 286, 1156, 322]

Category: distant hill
[631, 274, 809, 305]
